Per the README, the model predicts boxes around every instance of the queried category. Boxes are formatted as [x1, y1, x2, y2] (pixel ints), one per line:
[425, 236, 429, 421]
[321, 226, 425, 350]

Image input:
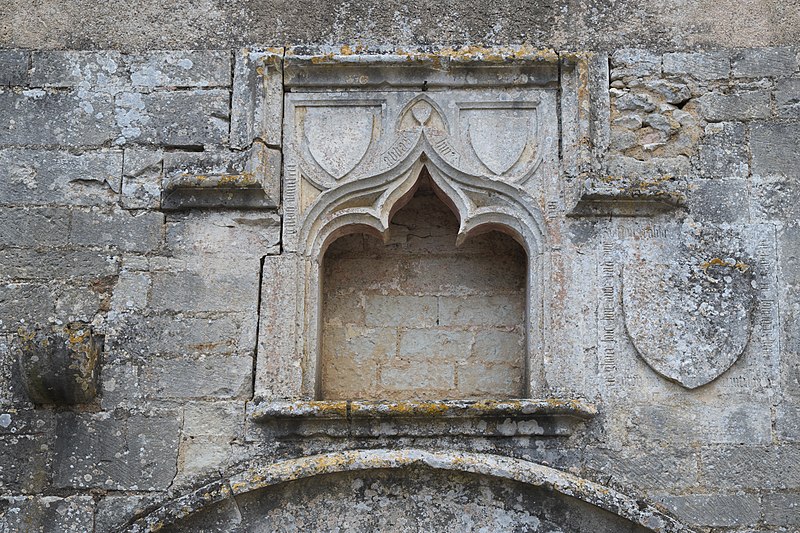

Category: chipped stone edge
[569, 174, 689, 216]
[124, 448, 695, 533]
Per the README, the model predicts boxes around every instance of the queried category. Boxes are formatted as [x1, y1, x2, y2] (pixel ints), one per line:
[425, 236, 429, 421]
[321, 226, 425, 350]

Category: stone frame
[254, 48, 610, 401]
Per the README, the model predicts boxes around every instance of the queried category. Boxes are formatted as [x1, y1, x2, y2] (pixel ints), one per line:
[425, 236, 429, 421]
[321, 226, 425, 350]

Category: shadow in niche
[163, 466, 652, 533]
[320, 169, 528, 401]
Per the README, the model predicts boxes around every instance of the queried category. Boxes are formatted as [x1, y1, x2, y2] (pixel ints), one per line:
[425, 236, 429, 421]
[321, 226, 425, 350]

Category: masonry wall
[0, 2, 799, 531]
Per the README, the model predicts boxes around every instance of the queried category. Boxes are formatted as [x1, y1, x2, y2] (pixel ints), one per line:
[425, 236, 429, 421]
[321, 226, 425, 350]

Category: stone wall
[0, 4, 799, 530]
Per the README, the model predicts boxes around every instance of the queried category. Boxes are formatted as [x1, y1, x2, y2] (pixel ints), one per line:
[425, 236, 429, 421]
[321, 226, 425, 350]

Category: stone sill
[250, 399, 597, 438]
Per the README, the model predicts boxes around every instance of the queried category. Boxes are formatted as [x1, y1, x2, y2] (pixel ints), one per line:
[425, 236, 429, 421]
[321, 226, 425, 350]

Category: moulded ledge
[570, 174, 688, 216]
[249, 399, 597, 438]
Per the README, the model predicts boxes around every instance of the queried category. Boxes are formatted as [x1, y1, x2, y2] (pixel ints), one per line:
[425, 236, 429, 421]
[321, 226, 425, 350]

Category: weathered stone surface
[114, 90, 229, 146]
[686, 179, 749, 223]
[696, 90, 772, 121]
[663, 52, 731, 80]
[610, 49, 661, 80]
[775, 77, 800, 118]
[140, 354, 251, 399]
[697, 122, 749, 178]
[0, 248, 118, 280]
[30, 51, 127, 90]
[70, 209, 163, 252]
[53, 410, 180, 490]
[121, 147, 163, 209]
[0, 495, 94, 532]
[230, 48, 283, 148]
[0, 51, 28, 86]
[148, 265, 259, 313]
[584, 445, 699, 491]
[0, 433, 53, 492]
[622, 224, 756, 389]
[751, 122, 800, 177]
[0, 207, 70, 247]
[732, 47, 797, 78]
[94, 494, 149, 533]
[763, 492, 800, 526]
[700, 445, 800, 489]
[655, 493, 760, 527]
[0, 89, 116, 147]
[0, 284, 54, 327]
[128, 50, 232, 88]
[0, 149, 122, 206]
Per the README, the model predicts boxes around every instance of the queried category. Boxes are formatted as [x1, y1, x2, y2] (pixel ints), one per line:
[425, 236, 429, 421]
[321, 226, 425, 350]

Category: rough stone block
[325, 326, 397, 360]
[29, 51, 127, 90]
[0, 248, 118, 280]
[605, 155, 692, 177]
[686, 178, 749, 223]
[439, 295, 524, 326]
[584, 446, 698, 491]
[183, 401, 245, 438]
[697, 90, 772, 121]
[365, 295, 438, 327]
[0, 51, 29, 86]
[776, 402, 800, 442]
[53, 410, 180, 490]
[698, 122, 749, 178]
[609, 49, 661, 80]
[139, 354, 252, 399]
[0, 89, 116, 147]
[398, 329, 472, 361]
[114, 90, 229, 147]
[109, 270, 150, 312]
[779, 225, 800, 287]
[70, 209, 163, 252]
[663, 51, 731, 80]
[121, 147, 163, 209]
[178, 435, 233, 478]
[473, 329, 525, 364]
[94, 494, 149, 533]
[379, 359, 455, 396]
[655, 493, 760, 527]
[321, 353, 379, 399]
[775, 77, 800, 118]
[732, 47, 797, 78]
[751, 123, 800, 177]
[165, 211, 281, 258]
[230, 48, 284, 148]
[0, 207, 70, 247]
[456, 362, 522, 397]
[700, 445, 800, 489]
[99, 362, 141, 409]
[54, 285, 103, 322]
[148, 265, 259, 313]
[0, 434, 53, 492]
[129, 50, 231, 88]
[751, 176, 800, 222]
[0, 495, 94, 532]
[0, 149, 123, 206]
[105, 312, 256, 361]
[0, 284, 54, 327]
[763, 492, 800, 526]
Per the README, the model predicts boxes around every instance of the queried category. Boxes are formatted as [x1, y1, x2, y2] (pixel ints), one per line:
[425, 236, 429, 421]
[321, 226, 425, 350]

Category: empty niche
[321, 170, 527, 400]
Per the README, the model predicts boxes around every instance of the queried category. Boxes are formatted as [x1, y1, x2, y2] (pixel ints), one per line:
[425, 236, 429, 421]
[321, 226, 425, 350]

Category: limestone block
[0, 148, 123, 206]
[610, 49, 661, 80]
[109, 270, 150, 313]
[183, 400, 245, 438]
[69, 208, 163, 252]
[30, 51, 127, 91]
[0, 284, 53, 327]
[439, 295, 524, 326]
[0, 495, 94, 532]
[655, 493, 760, 527]
[0, 411, 54, 491]
[166, 211, 280, 258]
[398, 329, 472, 361]
[751, 122, 800, 177]
[139, 354, 252, 399]
[378, 359, 455, 397]
[99, 362, 141, 409]
[148, 265, 260, 314]
[53, 410, 181, 490]
[0, 51, 29, 86]
[178, 434, 234, 478]
[473, 329, 525, 364]
[230, 48, 284, 148]
[121, 147, 163, 209]
[94, 495, 150, 533]
[775, 77, 800, 118]
[686, 178, 749, 224]
[697, 90, 772, 121]
[779, 225, 800, 287]
[0, 207, 70, 246]
[456, 362, 523, 397]
[777, 402, 800, 442]
[763, 493, 800, 526]
[584, 445, 699, 491]
[128, 50, 232, 88]
[700, 445, 800, 489]
[0, 90, 116, 147]
[114, 90, 229, 147]
[697, 122, 749, 178]
[663, 51, 731, 80]
[732, 47, 797, 78]
[365, 295, 438, 327]
[0, 248, 119, 280]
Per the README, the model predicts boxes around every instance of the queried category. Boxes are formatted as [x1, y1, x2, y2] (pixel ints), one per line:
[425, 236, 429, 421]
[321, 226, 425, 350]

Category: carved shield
[621, 229, 756, 389]
[465, 106, 536, 175]
[303, 105, 375, 179]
